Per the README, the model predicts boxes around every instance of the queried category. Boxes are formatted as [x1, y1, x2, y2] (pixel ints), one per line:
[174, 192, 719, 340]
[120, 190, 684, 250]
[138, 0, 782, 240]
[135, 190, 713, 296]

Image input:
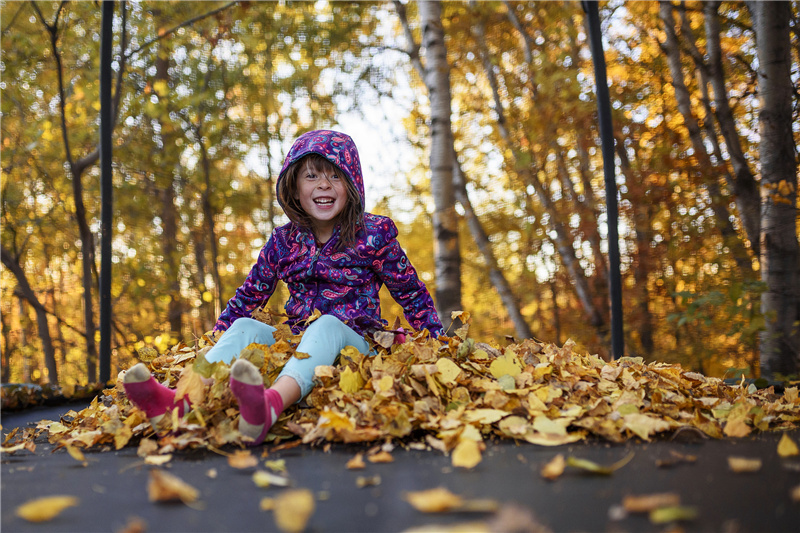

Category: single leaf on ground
[728, 456, 762, 473]
[452, 438, 482, 469]
[147, 470, 199, 504]
[623, 493, 681, 513]
[405, 487, 498, 513]
[778, 433, 799, 457]
[253, 470, 290, 488]
[566, 452, 634, 475]
[346, 453, 366, 469]
[272, 489, 315, 533]
[649, 506, 698, 524]
[16, 495, 79, 522]
[540, 454, 566, 480]
[228, 450, 258, 469]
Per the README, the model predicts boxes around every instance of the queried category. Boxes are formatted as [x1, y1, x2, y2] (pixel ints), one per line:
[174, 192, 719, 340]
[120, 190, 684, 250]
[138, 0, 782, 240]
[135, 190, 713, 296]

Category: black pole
[99, 0, 114, 383]
[582, 1, 624, 359]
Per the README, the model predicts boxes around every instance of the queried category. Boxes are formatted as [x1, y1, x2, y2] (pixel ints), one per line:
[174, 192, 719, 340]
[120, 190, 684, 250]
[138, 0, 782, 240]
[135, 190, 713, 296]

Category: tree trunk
[419, 0, 462, 330]
[452, 151, 534, 340]
[34, 4, 100, 382]
[1, 250, 58, 383]
[702, 1, 761, 256]
[754, 1, 800, 377]
[659, 2, 755, 280]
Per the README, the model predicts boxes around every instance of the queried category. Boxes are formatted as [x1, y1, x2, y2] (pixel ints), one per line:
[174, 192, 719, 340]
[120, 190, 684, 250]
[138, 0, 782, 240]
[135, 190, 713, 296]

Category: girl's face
[294, 160, 347, 243]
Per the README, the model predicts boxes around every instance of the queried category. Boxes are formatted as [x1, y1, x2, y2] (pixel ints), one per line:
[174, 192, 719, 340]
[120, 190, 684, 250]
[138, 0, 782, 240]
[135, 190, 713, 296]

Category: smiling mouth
[314, 198, 335, 205]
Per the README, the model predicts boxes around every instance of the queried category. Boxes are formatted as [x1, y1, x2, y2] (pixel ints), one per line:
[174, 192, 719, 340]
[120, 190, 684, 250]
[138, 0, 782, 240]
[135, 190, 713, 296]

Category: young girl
[123, 129, 443, 445]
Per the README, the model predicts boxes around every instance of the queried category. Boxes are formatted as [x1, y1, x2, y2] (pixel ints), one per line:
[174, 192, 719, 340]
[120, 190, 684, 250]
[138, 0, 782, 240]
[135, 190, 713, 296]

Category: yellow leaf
[318, 408, 354, 431]
[777, 433, 799, 457]
[727, 456, 761, 473]
[16, 495, 79, 522]
[532, 415, 568, 436]
[405, 487, 464, 512]
[339, 366, 364, 394]
[540, 454, 565, 480]
[253, 470, 290, 488]
[566, 452, 634, 475]
[144, 454, 172, 466]
[356, 475, 382, 487]
[374, 375, 394, 395]
[404, 487, 498, 513]
[272, 489, 315, 533]
[436, 357, 462, 384]
[649, 506, 698, 524]
[462, 408, 507, 425]
[622, 413, 672, 441]
[293, 351, 311, 360]
[66, 445, 86, 464]
[489, 351, 522, 379]
[452, 439, 482, 469]
[265, 459, 287, 473]
[147, 470, 199, 504]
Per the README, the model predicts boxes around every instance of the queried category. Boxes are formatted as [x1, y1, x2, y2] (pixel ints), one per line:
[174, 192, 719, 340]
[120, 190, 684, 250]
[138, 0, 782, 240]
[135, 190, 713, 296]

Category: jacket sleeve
[372, 219, 444, 338]
[213, 234, 280, 333]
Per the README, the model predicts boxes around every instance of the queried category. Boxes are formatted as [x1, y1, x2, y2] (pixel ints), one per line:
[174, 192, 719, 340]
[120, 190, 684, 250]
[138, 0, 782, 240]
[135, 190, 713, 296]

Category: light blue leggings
[204, 315, 370, 399]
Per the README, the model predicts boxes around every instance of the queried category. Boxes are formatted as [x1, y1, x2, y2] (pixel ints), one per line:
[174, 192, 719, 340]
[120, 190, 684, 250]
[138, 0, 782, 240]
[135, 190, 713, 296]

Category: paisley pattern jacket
[214, 130, 443, 338]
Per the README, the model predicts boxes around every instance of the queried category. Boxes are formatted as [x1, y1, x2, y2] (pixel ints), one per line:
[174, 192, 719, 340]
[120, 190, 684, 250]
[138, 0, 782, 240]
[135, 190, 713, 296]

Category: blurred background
[2, 1, 798, 387]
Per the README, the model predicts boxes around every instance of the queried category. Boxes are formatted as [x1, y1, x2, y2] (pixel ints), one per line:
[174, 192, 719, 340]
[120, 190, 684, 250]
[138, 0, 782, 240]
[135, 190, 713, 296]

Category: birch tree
[752, 1, 800, 377]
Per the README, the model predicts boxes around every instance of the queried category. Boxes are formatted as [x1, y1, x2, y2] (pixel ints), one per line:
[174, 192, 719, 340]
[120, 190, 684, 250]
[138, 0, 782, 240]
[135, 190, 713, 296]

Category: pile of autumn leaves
[36, 313, 799, 465]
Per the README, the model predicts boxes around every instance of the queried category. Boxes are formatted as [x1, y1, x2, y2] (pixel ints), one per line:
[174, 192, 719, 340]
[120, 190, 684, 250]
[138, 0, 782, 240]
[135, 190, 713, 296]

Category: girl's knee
[307, 314, 346, 332]
[228, 317, 261, 332]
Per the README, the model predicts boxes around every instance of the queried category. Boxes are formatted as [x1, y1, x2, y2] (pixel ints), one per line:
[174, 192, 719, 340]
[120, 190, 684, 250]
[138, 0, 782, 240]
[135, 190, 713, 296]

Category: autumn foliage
[15, 313, 797, 467]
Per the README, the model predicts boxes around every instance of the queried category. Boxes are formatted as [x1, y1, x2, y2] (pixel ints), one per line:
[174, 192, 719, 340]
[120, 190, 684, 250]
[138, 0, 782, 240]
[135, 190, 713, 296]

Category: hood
[277, 129, 365, 209]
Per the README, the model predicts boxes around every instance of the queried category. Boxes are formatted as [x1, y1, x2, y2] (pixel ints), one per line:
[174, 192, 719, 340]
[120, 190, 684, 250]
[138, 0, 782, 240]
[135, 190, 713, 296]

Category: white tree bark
[753, 1, 799, 377]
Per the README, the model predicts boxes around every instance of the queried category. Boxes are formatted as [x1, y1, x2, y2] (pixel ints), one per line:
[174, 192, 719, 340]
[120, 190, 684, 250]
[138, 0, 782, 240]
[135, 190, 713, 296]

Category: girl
[123, 130, 443, 445]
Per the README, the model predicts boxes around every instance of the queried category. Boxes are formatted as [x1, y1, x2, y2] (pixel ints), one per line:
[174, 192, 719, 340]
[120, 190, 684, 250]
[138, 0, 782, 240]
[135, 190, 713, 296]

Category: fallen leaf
[144, 454, 172, 466]
[66, 445, 87, 465]
[339, 366, 365, 394]
[405, 487, 498, 513]
[405, 487, 464, 513]
[728, 456, 762, 473]
[356, 475, 381, 487]
[489, 351, 523, 380]
[253, 470, 290, 488]
[778, 433, 799, 457]
[147, 470, 199, 504]
[540, 454, 565, 480]
[649, 505, 698, 524]
[623, 492, 681, 513]
[347, 453, 366, 469]
[272, 489, 315, 533]
[16, 495, 79, 522]
[228, 450, 258, 469]
[368, 450, 394, 463]
[566, 452, 634, 475]
[265, 459, 287, 473]
[452, 439, 482, 469]
[791, 485, 800, 502]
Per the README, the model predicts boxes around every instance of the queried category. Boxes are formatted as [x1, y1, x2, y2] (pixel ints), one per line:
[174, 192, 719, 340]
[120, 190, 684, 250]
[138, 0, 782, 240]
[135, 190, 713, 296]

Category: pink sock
[123, 377, 190, 419]
[230, 378, 284, 445]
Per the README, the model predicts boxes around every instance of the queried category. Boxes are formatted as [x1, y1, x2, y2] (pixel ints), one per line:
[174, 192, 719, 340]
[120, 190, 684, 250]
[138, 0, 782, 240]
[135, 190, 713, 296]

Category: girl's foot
[123, 363, 190, 430]
[230, 359, 284, 446]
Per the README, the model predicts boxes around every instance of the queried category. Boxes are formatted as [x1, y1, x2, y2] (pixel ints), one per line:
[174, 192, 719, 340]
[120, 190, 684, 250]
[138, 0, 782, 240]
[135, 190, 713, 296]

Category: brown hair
[277, 153, 364, 248]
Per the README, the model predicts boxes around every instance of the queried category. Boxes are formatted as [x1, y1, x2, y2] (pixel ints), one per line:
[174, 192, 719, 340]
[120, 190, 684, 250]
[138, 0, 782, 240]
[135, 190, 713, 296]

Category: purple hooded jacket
[214, 129, 444, 338]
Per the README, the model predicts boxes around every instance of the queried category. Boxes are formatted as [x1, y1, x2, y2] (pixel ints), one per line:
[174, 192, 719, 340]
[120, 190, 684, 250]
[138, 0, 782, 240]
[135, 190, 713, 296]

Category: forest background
[1, 1, 798, 388]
